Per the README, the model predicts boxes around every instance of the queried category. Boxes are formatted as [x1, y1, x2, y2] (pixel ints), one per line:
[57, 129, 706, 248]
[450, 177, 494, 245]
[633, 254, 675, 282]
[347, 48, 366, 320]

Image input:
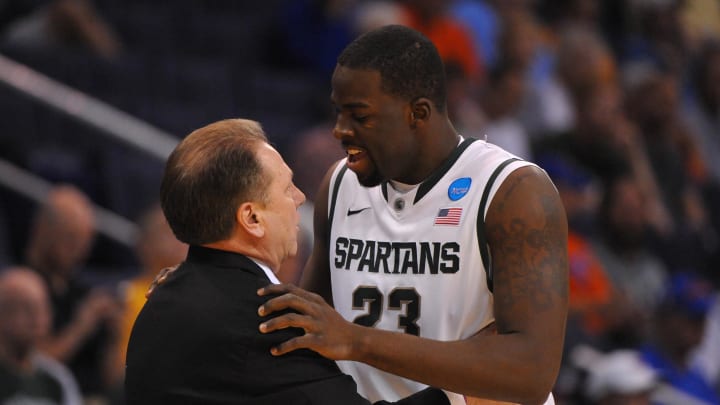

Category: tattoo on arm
[488, 172, 568, 322]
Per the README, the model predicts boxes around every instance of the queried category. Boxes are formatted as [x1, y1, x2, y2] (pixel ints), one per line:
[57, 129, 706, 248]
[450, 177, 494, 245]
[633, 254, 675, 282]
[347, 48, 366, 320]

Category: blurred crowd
[1, 0, 720, 404]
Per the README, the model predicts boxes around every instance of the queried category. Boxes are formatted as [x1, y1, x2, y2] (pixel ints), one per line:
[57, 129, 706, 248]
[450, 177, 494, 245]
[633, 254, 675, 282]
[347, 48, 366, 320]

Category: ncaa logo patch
[448, 177, 471, 201]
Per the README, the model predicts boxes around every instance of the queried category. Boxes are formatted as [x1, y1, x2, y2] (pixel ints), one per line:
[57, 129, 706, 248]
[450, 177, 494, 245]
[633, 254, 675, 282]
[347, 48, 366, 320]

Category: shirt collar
[249, 258, 280, 284]
[185, 245, 280, 284]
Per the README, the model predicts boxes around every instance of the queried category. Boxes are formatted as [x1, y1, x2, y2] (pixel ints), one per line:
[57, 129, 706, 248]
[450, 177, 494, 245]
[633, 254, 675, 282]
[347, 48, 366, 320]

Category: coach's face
[254, 144, 306, 271]
[331, 65, 421, 187]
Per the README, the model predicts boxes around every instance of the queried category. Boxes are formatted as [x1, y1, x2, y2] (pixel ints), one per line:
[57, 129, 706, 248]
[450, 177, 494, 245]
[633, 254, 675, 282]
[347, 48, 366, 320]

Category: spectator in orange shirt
[567, 231, 614, 337]
[539, 155, 614, 337]
[398, 0, 484, 84]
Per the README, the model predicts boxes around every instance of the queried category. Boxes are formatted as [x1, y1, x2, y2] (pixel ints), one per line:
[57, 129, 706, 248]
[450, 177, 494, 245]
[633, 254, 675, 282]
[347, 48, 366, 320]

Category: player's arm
[299, 161, 341, 305]
[259, 166, 568, 404]
[478, 165, 568, 401]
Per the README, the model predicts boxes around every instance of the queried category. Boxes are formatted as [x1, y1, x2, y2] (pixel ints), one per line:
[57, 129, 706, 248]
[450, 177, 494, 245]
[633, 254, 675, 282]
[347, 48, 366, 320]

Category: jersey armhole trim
[327, 164, 349, 242]
[476, 157, 521, 293]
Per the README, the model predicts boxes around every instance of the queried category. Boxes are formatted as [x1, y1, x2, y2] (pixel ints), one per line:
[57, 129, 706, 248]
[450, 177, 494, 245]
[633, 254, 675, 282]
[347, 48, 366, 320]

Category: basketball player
[258, 25, 569, 405]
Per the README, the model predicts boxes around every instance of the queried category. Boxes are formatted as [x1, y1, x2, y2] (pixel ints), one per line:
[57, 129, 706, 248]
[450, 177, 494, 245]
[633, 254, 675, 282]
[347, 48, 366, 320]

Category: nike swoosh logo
[347, 207, 371, 216]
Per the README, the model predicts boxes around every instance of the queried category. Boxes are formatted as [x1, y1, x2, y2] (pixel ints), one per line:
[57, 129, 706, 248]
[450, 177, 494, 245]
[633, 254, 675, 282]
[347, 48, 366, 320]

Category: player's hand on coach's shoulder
[145, 265, 179, 298]
[257, 283, 363, 360]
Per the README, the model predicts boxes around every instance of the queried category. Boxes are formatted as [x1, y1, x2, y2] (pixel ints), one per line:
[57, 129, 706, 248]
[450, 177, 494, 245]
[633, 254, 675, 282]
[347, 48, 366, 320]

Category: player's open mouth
[345, 144, 382, 185]
[344, 145, 377, 181]
[346, 146, 367, 165]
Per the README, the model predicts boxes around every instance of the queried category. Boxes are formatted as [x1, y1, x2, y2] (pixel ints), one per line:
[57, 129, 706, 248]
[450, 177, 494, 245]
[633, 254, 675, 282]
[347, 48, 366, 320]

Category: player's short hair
[160, 119, 268, 245]
[337, 24, 448, 112]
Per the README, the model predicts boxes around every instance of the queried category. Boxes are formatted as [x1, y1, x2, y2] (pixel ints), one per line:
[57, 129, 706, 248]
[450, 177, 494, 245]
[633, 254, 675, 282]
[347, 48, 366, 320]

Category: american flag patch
[434, 208, 463, 225]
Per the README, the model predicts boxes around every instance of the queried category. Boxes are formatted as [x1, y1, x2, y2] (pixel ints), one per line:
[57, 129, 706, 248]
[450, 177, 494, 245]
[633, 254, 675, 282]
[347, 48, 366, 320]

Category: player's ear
[409, 98, 431, 128]
[237, 202, 264, 238]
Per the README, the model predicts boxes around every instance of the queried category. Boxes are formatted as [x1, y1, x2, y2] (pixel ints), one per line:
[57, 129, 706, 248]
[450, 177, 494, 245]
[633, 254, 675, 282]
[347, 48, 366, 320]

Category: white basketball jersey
[328, 139, 555, 404]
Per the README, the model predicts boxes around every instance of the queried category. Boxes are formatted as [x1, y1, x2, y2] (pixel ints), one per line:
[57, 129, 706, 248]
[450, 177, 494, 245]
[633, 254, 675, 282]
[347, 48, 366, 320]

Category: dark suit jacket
[125, 245, 448, 405]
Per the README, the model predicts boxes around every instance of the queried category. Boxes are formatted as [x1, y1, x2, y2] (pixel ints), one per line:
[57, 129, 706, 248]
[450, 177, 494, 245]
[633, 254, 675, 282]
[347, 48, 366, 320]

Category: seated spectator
[0, 266, 82, 405]
[445, 54, 535, 165]
[519, 26, 616, 139]
[496, 5, 556, 87]
[625, 69, 720, 277]
[472, 63, 532, 160]
[683, 39, 720, 185]
[540, 156, 614, 338]
[625, 70, 708, 218]
[273, 0, 355, 77]
[1, 0, 123, 59]
[397, 0, 484, 84]
[640, 272, 720, 405]
[540, 154, 644, 403]
[25, 184, 122, 401]
[591, 175, 669, 347]
[621, 0, 689, 75]
[450, 0, 500, 69]
[692, 293, 720, 399]
[353, 1, 404, 36]
[571, 345, 658, 405]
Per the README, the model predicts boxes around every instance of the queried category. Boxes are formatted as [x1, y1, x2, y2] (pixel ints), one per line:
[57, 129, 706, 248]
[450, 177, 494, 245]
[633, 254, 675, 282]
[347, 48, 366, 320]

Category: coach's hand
[258, 283, 361, 360]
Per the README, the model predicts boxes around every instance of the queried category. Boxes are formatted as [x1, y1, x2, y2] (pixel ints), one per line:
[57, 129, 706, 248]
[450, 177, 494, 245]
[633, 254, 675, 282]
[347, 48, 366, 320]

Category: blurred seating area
[0, 0, 332, 267]
[1, 0, 720, 404]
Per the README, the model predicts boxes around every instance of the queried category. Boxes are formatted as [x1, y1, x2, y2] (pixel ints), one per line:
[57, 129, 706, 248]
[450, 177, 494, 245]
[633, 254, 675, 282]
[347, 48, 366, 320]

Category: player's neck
[388, 179, 418, 193]
[413, 123, 461, 182]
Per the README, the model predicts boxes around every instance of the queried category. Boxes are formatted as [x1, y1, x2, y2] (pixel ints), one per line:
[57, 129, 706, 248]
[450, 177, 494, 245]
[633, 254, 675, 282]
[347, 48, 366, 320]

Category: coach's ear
[238, 202, 264, 238]
[409, 98, 431, 129]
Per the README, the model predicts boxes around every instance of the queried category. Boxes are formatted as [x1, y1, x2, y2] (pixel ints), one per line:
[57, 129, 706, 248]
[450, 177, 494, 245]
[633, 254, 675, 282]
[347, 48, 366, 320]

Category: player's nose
[332, 117, 353, 140]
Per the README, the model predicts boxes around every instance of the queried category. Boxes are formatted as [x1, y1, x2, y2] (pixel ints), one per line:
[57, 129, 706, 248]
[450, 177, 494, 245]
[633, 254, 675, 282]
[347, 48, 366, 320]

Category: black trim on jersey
[327, 164, 349, 242]
[476, 157, 521, 293]
[415, 137, 478, 203]
[379, 137, 478, 204]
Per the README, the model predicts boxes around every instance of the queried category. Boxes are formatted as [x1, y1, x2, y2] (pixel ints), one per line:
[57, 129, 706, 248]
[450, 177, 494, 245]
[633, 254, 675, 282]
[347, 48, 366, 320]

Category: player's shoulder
[455, 139, 537, 181]
[461, 138, 526, 164]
